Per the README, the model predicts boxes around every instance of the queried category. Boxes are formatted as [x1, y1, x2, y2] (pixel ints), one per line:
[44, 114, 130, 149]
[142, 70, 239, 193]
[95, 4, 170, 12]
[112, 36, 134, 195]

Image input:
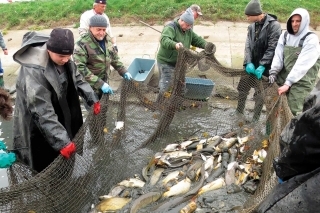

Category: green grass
[0, 0, 319, 30]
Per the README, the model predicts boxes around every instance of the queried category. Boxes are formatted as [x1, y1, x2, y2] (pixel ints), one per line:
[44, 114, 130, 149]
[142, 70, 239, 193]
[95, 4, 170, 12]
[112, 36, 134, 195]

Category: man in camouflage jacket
[74, 15, 132, 99]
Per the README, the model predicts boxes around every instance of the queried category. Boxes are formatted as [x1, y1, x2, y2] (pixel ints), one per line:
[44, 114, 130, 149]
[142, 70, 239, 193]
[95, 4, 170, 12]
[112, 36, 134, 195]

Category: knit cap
[180, 10, 194, 25]
[244, 0, 262, 16]
[46, 28, 74, 55]
[89, 15, 108, 28]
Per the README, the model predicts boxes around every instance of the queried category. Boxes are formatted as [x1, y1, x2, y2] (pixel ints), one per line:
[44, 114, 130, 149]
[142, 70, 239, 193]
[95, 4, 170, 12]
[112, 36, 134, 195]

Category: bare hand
[175, 42, 183, 50]
[278, 84, 290, 95]
[3, 50, 8, 55]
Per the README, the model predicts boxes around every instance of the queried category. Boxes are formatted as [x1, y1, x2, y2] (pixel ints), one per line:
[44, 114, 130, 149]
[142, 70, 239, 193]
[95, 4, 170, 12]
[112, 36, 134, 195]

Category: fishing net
[0, 44, 293, 212]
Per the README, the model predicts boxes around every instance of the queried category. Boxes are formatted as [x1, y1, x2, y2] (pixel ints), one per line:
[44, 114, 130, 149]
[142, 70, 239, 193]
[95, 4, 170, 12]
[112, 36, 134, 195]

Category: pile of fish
[89, 132, 268, 213]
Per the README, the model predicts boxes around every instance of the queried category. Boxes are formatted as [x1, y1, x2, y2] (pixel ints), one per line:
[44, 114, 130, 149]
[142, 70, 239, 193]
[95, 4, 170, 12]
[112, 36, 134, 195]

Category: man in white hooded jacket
[268, 8, 320, 115]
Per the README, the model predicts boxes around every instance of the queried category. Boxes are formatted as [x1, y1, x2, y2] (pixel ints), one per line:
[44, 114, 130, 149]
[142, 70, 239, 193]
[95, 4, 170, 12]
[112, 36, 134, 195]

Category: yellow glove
[190, 45, 196, 51]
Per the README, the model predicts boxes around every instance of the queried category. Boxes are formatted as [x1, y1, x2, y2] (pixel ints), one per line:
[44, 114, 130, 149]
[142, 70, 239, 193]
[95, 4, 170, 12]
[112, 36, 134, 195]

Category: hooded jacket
[244, 13, 282, 75]
[157, 19, 207, 66]
[12, 31, 98, 172]
[270, 8, 320, 86]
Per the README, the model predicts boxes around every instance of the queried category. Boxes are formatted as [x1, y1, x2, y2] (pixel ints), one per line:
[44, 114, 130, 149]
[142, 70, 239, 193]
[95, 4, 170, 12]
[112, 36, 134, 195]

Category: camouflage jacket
[73, 32, 127, 91]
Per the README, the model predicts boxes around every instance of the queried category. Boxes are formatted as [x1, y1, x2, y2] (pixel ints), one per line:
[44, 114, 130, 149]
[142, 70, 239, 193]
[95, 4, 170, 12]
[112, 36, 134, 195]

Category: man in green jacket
[157, 10, 208, 100]
[74, 15, 132, 100]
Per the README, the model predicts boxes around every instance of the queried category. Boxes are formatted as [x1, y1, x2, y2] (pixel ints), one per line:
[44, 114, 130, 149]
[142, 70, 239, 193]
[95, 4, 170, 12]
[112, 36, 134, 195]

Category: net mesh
[0, 45, 293, 213]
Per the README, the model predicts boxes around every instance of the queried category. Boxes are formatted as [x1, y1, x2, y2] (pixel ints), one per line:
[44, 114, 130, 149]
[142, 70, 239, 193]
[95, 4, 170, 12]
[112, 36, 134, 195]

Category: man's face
[246, 15, 259, 23]
[94, 3, 106, 15]
[90, 26, 107, 40]
[291, 14, 301, 34]
[193, 11, 199, 20]
[48, 50, 71, 65]
[180, 20, 192, 31]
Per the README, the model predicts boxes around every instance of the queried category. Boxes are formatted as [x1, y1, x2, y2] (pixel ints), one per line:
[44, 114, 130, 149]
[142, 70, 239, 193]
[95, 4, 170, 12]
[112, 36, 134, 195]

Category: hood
[13, 31, 50, 68]
[286, 8, 310, 36]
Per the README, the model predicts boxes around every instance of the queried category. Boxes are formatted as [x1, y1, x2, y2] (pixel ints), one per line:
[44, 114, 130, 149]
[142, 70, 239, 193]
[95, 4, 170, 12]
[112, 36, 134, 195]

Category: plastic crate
[127, 57, 156, 84]
[184, 77, 215, 100]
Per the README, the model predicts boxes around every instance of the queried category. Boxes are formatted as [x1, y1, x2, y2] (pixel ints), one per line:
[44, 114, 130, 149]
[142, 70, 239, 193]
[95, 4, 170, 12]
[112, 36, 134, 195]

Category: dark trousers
[236, 74, 263, 121]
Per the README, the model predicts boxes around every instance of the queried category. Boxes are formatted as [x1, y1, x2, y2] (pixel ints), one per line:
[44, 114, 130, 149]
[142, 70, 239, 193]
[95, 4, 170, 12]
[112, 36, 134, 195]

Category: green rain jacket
[73, 32, 127, 93]
[157, 19, 207, 66]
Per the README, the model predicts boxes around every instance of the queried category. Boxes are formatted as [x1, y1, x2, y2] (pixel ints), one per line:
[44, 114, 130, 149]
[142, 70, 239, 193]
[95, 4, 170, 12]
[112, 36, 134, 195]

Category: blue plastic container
[127, 57, 156, 84]
[184, 77, 215, 100]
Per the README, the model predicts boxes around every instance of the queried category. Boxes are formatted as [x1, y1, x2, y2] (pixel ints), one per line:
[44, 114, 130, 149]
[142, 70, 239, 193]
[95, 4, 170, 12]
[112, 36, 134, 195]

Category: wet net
[0, 44, 293, 213]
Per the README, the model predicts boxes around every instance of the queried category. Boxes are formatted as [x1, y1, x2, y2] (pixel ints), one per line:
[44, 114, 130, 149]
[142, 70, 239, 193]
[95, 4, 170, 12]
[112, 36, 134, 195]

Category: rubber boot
[236, 93, 247, 115]
[252, 95, 263, 122]
[0, 76, 3, 88]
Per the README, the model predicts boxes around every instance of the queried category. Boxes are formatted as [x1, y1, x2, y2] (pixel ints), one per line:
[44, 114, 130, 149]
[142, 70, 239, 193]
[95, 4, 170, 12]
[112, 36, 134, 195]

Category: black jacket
[244, 14, 282, 76]
[12, 31, 98, 172]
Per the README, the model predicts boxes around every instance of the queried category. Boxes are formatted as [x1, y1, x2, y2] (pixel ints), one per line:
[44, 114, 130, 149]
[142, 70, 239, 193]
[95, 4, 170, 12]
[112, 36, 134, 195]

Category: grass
[0, 0, 319, 30]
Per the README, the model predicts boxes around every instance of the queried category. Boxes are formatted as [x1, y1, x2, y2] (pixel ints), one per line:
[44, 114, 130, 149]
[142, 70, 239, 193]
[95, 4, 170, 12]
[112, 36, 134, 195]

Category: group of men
[0, 0, 319, 182]
[237, 0, 320, 122]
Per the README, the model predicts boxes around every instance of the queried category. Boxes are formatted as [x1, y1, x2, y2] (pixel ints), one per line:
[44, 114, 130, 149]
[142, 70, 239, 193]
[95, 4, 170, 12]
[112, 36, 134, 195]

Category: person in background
[79, 0, 118, 52]
[268, 8, 320, 116]
[74, 15, 132, 101]
[187, 4, 203, 20]
[157, 9, 210, 101]
[0, 30, 8, 89]
[12, 28, 100, 172]
[235, 0, 281, 122]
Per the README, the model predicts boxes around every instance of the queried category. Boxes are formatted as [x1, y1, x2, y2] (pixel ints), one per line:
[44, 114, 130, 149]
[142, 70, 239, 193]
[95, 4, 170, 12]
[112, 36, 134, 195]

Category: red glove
[60, 142, 76, 159]
[93, 102, 101, 115]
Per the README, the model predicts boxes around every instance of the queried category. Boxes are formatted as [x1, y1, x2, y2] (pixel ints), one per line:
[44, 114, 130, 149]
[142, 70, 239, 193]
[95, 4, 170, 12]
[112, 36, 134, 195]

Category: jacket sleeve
[0, 31, 7, 50]
[78, 12, 89, 36]
[110, 50, 127, 76]
[160, 26, 178, 50]
[243, 26, 252, 66]
[191, 31, 206, 49]
[269, 32, 286, 76]
[259, 21, 282, 66]
[285, 34, 320, 86]
[73, 42, 105, 90]
[25, 68, 70, 151]
[72, 62, 99, 106]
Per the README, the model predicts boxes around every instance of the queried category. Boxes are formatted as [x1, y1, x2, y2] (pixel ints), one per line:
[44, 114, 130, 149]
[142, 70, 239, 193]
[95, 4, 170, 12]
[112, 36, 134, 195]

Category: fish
[163, 143, 180, 152]
[214, 137, 238, 153]
[149, 168, 164, 186]
[142, 156, 156, 181]
[180, 201, 197, 213]
[163, 177, 191, 198]
[130, 191, 162, 213]
[198, 177, 225, 195]
[103, 185, 126, 198]
[117, 178, 145, 188]
[162, 170, 183, 185]
[225, 161, 239, 186]
[236, 163, 252, 185]
[95, 197, 131, 212]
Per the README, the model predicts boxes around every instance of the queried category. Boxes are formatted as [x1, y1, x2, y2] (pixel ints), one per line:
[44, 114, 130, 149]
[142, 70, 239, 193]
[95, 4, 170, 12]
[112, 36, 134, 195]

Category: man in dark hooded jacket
[235, 0, 281, 122]
[12, 28, 100, 172]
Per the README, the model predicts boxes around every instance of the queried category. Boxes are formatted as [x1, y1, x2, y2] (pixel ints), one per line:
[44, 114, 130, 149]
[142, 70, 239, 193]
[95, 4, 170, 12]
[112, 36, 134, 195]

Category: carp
[163, 177, 191, 198]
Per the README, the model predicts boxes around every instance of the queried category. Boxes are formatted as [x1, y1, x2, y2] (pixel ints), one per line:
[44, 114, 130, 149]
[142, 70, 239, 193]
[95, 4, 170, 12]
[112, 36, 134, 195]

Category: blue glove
[245, 63, 255, 75]
[0, 152, 16, 168]
[278, 177, 284, 184]
[254, 65, 265, 80]
[123, 72, 132, 81]
[101, 83, 114, 94]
